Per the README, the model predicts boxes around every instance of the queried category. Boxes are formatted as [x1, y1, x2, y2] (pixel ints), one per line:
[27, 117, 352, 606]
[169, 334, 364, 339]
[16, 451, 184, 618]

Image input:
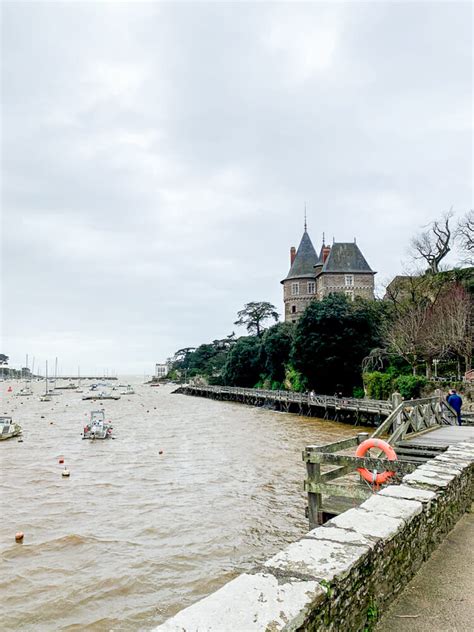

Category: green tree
[234, 301, 279, 337]
[0, 354, 8, 365]
[222, 337, 264, 387]
[261, 322, 294, 384]
[292, 294, 384, 394]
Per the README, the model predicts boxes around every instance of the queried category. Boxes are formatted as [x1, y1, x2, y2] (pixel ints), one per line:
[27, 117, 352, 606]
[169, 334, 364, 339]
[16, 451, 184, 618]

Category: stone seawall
[155, 442, 474, 632]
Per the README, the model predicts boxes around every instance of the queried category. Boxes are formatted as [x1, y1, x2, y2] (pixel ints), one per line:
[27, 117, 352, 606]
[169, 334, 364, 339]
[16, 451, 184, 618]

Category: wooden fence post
[305, 446, 322, 530]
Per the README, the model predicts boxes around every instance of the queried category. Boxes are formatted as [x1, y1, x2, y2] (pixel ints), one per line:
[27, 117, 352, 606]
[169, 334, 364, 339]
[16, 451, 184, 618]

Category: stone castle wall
[317, 273, 375, 300]
[283, 278, 317, 321]
[283, 273, 375, 322]
[155, 442, 474, 631]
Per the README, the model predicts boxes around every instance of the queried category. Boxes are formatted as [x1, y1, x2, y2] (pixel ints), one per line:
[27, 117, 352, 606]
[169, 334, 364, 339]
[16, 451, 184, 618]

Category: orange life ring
[355, 438, 397, 485]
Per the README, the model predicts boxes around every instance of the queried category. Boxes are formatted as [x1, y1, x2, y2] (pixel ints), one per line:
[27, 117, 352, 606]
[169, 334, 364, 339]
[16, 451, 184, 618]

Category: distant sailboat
[39, 361, 52, 402]
[76, 366, 84, 393]
[49, 357, 62, 396]
[17, 355, 33, 396]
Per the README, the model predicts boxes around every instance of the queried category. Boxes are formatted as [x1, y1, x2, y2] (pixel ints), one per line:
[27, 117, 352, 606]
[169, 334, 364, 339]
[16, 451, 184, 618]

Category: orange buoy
[15, 532, 24, 542]
[59, 458, 64, 464]
[355, 438, 397, 486]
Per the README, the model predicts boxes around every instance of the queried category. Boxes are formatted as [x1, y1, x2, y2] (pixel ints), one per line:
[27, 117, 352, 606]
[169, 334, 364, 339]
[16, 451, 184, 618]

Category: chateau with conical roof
[281, 223, 376, 322]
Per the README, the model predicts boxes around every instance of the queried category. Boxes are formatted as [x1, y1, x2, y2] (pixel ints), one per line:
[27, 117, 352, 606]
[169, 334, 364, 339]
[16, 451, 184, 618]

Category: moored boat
[1, 416, 22, 441]
[120, 384, 135, 395]
[39, 360, 53, 401]
[16, 385, 33, 397]
[82, 410, 114, 440]
[82, 391, 121, 401]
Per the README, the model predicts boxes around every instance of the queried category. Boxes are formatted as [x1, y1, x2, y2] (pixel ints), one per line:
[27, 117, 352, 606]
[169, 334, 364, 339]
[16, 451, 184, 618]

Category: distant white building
[155, 363, 168, 378]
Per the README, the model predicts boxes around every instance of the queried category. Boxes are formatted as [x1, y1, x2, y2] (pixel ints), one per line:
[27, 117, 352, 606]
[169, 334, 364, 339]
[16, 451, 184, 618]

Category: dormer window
[291, 282, 300, 296]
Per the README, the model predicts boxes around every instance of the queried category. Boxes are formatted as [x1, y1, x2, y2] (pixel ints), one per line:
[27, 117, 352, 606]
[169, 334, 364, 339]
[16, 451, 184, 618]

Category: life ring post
[355, 438, 398, 487]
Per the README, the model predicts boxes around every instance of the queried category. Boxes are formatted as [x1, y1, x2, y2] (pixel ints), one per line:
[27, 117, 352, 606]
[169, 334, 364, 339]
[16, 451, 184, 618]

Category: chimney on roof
[290, 246, 296, 265]
[322, 244, 331, 263]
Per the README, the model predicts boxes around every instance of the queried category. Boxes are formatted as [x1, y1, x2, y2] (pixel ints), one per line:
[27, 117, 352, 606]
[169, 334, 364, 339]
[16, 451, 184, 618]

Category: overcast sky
[2, 1, 472, 375]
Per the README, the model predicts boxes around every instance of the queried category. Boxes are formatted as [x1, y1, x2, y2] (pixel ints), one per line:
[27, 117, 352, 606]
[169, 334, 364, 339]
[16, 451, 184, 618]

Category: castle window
[291, 305, 297, 314]
[345, 289, 354, 301]
[345, 275, 354, 287]
[291, 282, 300, 296]
[307, 281, 315, 294]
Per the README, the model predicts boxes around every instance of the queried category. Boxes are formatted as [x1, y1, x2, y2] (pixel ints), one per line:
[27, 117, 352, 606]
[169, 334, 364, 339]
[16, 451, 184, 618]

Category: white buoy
[62, 468, 70, 477]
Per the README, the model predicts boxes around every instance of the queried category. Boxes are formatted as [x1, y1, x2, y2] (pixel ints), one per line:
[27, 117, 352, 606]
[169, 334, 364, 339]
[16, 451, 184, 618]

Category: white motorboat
[0, 416, 22, 441]
[16, 384, 33, 397]
[82, 390, 121, 401]
[82, 410, 114, 440]
[120, 384, 135, 395]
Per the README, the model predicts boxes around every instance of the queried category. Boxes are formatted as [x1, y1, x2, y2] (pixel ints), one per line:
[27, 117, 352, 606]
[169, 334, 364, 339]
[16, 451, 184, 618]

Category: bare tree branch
[456, 209, 474, 266]
[410, 210, 453, 274]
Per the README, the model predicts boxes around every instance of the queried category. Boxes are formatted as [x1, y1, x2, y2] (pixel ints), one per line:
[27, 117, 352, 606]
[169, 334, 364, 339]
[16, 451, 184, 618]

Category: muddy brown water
[0, 379, 369, 631]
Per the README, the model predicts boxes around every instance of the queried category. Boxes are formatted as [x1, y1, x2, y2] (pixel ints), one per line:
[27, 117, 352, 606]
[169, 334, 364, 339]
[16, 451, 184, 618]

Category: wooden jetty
[175, 384, 393, 423]
[304, 395, 461, 529]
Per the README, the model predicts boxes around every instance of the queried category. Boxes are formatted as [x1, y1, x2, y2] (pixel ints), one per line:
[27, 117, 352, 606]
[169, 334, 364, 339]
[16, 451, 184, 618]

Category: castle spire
[322, 232, 325, 246]
[304, 203, 307, 232]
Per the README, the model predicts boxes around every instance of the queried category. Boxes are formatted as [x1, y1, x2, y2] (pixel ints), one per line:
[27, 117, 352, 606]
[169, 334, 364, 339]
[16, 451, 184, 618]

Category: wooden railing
[181, 384, 393, 415]
[372, 396, 457, 445]
[303, 433, 417, 529]
[303, 396, 458, 529]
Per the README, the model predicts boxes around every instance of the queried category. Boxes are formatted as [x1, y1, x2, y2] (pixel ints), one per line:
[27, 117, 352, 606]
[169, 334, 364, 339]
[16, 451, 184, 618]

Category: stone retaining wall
[155, 442, 474, 632]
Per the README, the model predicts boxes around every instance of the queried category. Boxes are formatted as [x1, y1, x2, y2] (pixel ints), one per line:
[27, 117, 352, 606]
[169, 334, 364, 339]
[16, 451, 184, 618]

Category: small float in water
[82, 410, 114, 440]
[1, 416, 22, 441]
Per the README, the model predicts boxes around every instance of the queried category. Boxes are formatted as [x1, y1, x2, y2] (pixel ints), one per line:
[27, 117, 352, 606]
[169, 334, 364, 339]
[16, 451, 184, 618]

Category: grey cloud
[2, 1, 472, 373]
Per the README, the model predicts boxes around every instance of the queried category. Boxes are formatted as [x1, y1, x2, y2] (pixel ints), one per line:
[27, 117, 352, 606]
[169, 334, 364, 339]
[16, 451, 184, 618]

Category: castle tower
[316, 241, 375, 301]
[282, 226, 376, 322]
[281, 227, 319, 323]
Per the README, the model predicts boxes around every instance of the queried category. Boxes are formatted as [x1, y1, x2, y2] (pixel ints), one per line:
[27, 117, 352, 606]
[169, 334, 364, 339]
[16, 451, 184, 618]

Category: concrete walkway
[377, 510, 474, 632]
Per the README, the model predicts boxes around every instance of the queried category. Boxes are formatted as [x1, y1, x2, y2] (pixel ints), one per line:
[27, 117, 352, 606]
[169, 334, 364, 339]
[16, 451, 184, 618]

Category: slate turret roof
[321, 242, 374, 274]
[282, 231, 320, 281]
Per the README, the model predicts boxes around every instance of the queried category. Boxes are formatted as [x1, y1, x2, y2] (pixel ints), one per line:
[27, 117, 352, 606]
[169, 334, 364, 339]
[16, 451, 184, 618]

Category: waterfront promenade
[377, 510, 473, 631]
[175, 384, 393, 422]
